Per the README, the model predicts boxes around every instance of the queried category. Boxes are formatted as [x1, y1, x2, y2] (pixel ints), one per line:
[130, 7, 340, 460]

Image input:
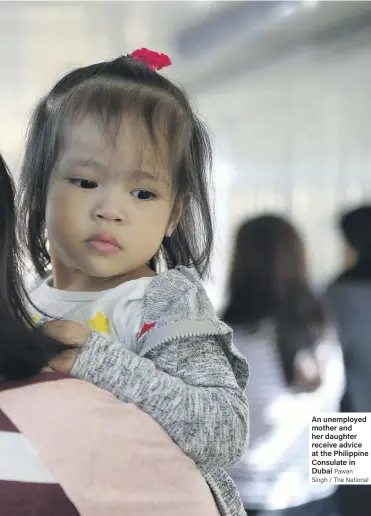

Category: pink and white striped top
[0, 372, 219, 516]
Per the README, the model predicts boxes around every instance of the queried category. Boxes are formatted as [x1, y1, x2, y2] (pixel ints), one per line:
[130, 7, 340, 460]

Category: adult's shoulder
[0, 373, 220, 516]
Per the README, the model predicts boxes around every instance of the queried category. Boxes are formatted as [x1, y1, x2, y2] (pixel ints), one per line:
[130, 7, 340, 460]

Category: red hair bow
[130, 48, 172, 72]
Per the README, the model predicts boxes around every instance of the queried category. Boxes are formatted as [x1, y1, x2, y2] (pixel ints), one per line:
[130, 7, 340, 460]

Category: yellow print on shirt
[32, 315, 50, 327]
[87, 311, 110, 335]
[31, 312, 110, 335]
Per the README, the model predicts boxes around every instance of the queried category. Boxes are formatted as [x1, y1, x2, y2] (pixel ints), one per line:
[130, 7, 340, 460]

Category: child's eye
[69, 178, 98, 189]
[131, 190, 156, 201]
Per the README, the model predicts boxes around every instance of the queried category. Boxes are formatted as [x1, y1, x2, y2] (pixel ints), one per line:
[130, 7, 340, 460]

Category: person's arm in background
[239, 329, 344, 467]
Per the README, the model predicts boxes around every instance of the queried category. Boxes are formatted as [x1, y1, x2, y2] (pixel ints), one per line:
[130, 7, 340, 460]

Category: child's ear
[165, 195, 189, 237]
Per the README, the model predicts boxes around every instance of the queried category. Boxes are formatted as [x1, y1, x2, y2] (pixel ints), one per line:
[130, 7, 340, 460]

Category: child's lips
[86, 240, 121, 254]
[86, 232, 121, 254]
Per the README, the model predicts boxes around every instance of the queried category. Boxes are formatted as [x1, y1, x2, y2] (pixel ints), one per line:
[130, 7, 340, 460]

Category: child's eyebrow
[128, 169, 171, 188]
[60, 157, 107, 172]
[129, 169, 159, 182]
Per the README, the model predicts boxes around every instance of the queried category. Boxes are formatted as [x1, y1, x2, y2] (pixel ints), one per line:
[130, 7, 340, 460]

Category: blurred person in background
[325, 206, 371, 516]
[223, 214, 345, 516]
[0, 152, 220, 516]
[326, 205, 371, 413]
[331, 205, 371, 284]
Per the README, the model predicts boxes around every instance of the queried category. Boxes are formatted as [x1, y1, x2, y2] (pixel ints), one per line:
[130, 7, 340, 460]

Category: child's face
[46, 117, 176, 289]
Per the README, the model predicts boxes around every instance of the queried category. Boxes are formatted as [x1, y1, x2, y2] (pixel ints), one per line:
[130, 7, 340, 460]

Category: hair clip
[130, 48, 172, 71]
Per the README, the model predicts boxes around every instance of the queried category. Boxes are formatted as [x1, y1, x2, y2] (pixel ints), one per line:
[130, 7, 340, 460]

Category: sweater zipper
[139, 330, 221, 357]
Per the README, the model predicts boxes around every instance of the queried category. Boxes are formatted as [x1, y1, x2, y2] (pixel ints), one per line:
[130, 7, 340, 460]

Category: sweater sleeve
[71, 330, 249, 470]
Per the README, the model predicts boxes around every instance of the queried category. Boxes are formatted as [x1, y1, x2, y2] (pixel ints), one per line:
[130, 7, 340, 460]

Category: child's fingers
[49, 348, 80, 374]
[40, 320, 91, 346]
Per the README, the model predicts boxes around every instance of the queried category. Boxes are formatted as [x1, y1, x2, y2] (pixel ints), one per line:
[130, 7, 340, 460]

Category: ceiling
[177, 1, 371, 92]
[1, 1, 371, 167]
[2, 1, 371, 89]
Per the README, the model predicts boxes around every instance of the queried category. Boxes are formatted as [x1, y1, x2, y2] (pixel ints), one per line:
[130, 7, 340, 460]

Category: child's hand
[41, 320, 92, 374]
[41, 320, 91, 346]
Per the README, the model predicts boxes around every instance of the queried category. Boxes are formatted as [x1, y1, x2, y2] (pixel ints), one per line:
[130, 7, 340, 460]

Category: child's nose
[96, 211, 124, 223]
[92, 188, 127, 223]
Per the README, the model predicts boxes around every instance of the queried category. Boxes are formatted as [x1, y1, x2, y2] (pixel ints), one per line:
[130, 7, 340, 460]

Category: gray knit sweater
[65, 266, 250, 515]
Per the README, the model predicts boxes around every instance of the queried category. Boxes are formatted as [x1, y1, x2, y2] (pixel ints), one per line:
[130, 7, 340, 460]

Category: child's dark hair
[0, 153, 67, 380]
[17, 54, 214, 279]
[222, 214, 327, 390]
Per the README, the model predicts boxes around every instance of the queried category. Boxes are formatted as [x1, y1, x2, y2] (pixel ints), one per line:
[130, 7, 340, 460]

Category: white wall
[198, 28, 371, 306]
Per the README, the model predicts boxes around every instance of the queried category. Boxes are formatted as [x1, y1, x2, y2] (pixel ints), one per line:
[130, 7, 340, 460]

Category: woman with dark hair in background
[0, 152, 220, 516]
[223, 215, 344, 516]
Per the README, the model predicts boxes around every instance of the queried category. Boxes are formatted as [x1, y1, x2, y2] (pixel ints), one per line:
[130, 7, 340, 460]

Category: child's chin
[82, 261, 127, 279]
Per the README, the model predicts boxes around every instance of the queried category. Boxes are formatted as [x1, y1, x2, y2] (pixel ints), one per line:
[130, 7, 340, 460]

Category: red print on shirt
[137, 322, 156, 341]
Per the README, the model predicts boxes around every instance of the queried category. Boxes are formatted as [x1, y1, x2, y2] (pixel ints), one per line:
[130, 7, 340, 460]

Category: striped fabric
[0, 372, 220, 516]
[0, 376, 78, 515]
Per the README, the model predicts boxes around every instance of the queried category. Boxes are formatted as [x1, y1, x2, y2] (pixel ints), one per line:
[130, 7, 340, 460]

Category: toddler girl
[19, 49, 249, 516]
